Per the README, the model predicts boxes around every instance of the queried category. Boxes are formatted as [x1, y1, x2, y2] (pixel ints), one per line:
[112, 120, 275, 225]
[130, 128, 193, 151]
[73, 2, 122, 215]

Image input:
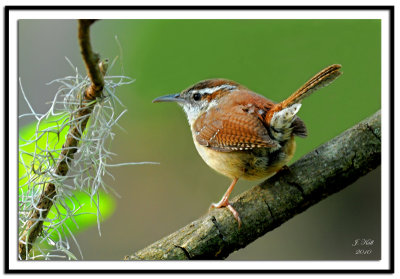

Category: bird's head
[153, 79, 240, 125]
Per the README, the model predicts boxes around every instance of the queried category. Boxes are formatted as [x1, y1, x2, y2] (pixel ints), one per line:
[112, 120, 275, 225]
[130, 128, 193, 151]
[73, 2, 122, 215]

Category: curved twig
[19, 19, 106, 260]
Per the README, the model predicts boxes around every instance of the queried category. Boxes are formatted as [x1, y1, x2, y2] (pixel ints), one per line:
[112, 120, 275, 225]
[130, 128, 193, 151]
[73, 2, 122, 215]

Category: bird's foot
[210, 200, 242, 229]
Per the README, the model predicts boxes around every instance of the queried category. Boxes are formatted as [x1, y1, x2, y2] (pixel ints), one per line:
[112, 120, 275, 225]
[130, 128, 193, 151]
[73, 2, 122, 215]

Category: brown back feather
[193, 90, 278, 152]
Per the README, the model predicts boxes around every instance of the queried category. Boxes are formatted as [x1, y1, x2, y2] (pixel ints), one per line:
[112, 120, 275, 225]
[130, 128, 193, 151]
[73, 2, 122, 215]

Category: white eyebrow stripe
[197, 84, 237, 95]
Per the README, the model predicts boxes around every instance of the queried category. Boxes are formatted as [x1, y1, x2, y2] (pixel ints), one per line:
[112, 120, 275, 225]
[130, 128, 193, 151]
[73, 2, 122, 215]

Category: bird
[153, 64, 342, 227]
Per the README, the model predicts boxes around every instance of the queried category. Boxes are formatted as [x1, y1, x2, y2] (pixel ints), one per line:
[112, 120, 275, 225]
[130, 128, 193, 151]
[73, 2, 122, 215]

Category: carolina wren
[153, 64, 342, 227]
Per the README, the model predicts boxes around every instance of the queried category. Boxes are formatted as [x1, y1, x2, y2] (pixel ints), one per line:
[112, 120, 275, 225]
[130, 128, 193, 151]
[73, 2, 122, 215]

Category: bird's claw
[210, 201, 242, 229]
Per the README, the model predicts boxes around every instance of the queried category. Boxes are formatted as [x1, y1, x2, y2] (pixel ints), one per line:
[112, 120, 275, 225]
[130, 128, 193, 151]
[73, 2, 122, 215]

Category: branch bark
[19, 19, 106, 260]
[125, 110, 381, 260]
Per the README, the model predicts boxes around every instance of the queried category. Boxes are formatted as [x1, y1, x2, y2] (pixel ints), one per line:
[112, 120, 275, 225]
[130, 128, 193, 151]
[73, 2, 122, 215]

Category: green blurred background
[18, 19, 381, 260]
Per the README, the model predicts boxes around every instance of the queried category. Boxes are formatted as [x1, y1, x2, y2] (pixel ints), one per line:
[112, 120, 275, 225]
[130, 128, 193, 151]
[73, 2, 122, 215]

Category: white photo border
[5, 6, 393, 273]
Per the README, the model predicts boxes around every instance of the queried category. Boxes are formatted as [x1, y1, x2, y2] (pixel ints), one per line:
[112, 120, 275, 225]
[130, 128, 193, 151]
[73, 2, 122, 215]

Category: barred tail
[266, 64, 342, 124]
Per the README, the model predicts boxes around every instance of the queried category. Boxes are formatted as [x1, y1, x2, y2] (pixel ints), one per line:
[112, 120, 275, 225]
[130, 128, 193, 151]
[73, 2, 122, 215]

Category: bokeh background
[18, 19, 381, 260]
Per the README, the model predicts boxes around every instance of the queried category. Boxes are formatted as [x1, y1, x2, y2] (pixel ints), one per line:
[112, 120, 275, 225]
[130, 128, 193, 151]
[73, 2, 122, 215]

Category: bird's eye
[193, 93, 201, 101]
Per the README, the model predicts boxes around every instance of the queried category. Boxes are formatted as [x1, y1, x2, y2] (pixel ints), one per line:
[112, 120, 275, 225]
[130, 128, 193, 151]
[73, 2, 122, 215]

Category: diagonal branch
[125, 110, 381, 260]
[18, 19, 106, 260]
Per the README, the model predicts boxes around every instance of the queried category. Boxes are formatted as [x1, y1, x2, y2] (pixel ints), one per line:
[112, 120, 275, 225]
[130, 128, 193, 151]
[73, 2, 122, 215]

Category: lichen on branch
[18, 19, 135, 260]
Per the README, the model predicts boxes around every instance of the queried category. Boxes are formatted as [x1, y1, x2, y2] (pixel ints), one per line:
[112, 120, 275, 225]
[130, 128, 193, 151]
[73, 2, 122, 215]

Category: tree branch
[19, 19, 106, 260]
[125, 110, 381, 260]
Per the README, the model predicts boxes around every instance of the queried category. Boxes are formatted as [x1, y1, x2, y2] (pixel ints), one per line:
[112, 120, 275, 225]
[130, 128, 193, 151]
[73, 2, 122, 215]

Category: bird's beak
[152, 93, 185, 103]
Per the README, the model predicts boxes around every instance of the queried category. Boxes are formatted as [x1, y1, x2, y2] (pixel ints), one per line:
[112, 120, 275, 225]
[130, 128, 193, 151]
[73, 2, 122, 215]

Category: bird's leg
[211, 177, 238, 208]
[210, 178, 242, 227]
